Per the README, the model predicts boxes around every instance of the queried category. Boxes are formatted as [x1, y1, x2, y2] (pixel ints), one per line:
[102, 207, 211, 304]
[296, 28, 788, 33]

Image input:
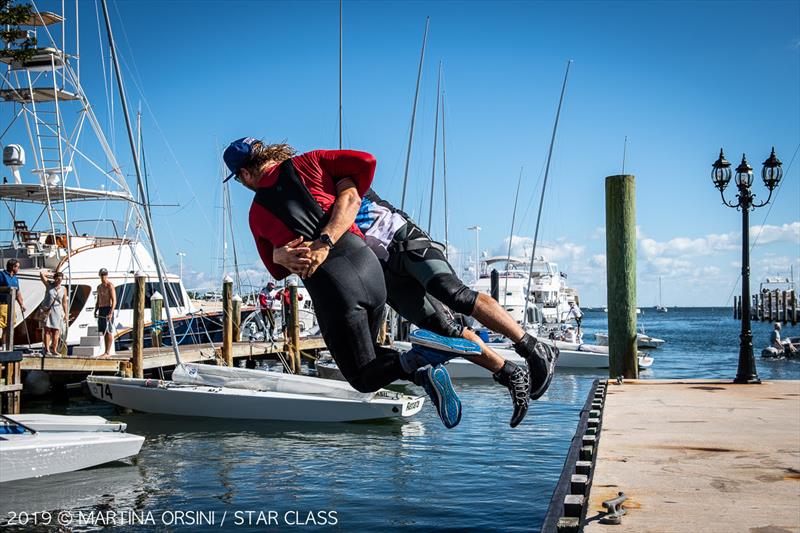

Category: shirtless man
[95, 268, 116, 358]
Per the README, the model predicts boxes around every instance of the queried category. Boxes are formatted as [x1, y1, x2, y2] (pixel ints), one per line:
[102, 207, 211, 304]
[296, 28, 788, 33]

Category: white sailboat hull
[0, 431, 144, 483]
[6, 414, 127, 432]
[86, 375, 424, 422]
[594, 332, 665, 349]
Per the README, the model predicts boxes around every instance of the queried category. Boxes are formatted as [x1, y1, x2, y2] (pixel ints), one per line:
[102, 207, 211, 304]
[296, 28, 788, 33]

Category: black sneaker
[514, 334, 559, 400]
[493, 361, 530, 428]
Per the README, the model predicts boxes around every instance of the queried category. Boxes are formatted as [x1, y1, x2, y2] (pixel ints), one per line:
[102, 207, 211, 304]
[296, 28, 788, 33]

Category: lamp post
[711, 147, 783, 384]
[467, 225, 481, 281]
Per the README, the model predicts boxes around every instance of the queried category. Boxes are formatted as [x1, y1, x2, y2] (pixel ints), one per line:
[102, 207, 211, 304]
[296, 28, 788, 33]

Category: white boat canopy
[0, 183, 134, 203]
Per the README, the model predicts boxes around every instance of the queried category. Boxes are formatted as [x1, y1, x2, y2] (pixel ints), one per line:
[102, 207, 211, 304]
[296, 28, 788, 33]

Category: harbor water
[5, 308, 799, 532]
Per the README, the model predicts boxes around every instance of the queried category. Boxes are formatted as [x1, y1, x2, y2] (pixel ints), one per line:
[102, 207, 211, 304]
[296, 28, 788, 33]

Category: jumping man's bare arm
[302, 178, 361, 278]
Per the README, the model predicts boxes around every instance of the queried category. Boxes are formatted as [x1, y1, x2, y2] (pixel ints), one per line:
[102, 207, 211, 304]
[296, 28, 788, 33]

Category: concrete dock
[584, 380, 800, 532]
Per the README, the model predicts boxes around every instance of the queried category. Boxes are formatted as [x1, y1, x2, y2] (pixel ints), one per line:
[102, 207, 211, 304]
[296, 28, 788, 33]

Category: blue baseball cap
[223, 137, 257, 182]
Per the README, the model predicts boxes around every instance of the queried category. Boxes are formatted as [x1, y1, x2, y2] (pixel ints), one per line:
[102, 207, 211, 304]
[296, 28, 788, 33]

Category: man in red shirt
[225, 138, 466, 428]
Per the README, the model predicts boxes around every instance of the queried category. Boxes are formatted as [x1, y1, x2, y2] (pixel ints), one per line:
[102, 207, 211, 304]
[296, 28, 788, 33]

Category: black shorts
[97, 306, 112, 333]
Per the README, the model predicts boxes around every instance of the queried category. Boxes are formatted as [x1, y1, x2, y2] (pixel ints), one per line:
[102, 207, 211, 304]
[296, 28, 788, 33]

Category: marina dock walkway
[584, 380, 800, 532]
[20, 337, 327, 374]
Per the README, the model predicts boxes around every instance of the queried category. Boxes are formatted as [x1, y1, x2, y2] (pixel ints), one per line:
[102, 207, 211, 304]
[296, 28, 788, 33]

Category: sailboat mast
[523, 60, 573, 328]
[504, 168, 523, 306]
[427, 61, 442, 234]
[441, 88, 449, 257]
[400, 17, 430, 211]
[225, 182, 242, 294]
[100, 0, 181, 365]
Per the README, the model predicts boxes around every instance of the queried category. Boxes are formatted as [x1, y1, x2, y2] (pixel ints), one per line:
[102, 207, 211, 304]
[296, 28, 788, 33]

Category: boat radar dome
[3, 144, 25, 184]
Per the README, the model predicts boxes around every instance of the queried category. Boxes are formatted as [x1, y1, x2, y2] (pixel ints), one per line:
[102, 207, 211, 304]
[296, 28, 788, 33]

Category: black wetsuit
[252, 159, 409, 393]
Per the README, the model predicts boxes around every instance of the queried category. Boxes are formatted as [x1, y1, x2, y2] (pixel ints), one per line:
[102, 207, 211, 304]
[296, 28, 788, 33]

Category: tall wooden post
[605, 174, 638, 379]
[150, 291, 163, 347]
[1, 288, 16, 351]
[289, 284, 301, 374]
[791, 290, 797, 326]
[132, 272, 146, 379]
[232, 294, 242, 342]
[222, 275, 233, 366]
[781, 290, 788, 324]
[768, 291, 774, 322]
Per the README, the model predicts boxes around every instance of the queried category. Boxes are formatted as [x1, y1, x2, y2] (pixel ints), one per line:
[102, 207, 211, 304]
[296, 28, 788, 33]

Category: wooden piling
[0, 350, 22, 414]
[131, 272, 146, 379]
[605, 174, 638, 379]
[767, 290, 773, 322]
[791, 290, 797, 326]
[733, 296, 739, 320]
[753, 295, 758, 322]
[150, 291, 163, 348]
[232, 294, 242, 343]
[781, 290, 788, 324]
[222, 276, 233, 367]
[289, 285, 301, 374]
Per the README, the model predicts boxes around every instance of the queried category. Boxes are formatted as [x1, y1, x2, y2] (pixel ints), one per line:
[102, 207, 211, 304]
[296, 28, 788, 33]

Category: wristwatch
[318, 233, 335, 249]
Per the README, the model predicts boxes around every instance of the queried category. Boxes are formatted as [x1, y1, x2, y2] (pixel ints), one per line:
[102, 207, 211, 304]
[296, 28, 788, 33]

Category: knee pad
[417, 313, 463, 339]
[426, 274, 478, 315]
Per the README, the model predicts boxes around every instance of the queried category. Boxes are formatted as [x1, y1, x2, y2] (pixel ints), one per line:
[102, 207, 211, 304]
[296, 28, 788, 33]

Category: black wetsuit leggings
[304, 232, 409, 393]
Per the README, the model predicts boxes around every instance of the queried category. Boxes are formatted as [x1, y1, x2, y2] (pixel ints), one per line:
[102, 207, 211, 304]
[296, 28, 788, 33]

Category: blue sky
[3, 0, 799, 306]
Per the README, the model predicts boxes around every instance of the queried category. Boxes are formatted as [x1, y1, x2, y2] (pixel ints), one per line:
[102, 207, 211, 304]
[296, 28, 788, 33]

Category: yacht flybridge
[471, 256, 579, 325]
[0, 6, 197, 353]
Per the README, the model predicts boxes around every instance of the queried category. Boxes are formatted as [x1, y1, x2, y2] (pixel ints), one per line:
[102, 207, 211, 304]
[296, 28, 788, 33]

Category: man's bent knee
[347, 376, 382, 394]
[426, 274, 478, 316]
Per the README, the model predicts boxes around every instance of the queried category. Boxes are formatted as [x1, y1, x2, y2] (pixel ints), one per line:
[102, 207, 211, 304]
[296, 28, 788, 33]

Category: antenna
[622, 136, 628, 175]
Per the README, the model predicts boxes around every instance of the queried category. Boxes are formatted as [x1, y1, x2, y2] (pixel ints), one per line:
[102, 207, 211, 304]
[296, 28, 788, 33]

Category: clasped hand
[273, 236, 330, 279]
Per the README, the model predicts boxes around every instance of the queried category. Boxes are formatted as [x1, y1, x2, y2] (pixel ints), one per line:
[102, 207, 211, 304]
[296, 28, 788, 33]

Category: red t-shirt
[249, 150, 376, 279]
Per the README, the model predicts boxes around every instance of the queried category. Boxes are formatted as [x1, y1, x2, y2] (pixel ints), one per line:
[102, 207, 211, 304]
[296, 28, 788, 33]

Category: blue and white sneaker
[400, 345, 463, 373]
[415, 364, 462, 429]
[409, 329, 482, 355]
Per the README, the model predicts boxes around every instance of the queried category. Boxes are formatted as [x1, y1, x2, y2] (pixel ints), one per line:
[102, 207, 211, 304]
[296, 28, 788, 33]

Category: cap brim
[223, 171, 236, 183]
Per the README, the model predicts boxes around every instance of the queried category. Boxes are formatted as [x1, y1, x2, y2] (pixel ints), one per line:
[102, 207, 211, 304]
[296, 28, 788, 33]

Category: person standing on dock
[258, 282, 277, 340]
[279, 187, 559, 427]
[0, 259, 26, 343]
[38, 270, 67, 356]
[95, 268, 116, 358]
[566, 301, 583, 338]
[225, 138, 464, 429]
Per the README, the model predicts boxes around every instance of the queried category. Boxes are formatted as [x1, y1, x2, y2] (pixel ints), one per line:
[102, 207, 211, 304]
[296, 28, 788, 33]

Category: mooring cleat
[414, 364, 462, 429]
[493, 361, 530, 428]
[409, 328, 482, 355]
[514, 334, 559, 400]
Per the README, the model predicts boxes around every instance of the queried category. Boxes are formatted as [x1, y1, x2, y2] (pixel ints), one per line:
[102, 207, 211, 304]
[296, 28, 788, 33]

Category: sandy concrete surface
[584, 380, 800, 533]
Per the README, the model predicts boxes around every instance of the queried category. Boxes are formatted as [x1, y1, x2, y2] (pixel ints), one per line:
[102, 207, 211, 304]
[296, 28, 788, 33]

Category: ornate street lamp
[711, 147, 782, 384]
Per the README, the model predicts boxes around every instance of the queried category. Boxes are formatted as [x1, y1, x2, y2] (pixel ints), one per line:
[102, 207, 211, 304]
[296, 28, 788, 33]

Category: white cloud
[492, 235, 584, 263]
[589, 254, 606, 269]
[638, 222, 799, 261]
[751, 222, 800, 246]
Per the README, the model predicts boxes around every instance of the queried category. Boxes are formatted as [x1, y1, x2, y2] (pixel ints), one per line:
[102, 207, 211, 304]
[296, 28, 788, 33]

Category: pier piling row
[735, 289, 798, 325]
